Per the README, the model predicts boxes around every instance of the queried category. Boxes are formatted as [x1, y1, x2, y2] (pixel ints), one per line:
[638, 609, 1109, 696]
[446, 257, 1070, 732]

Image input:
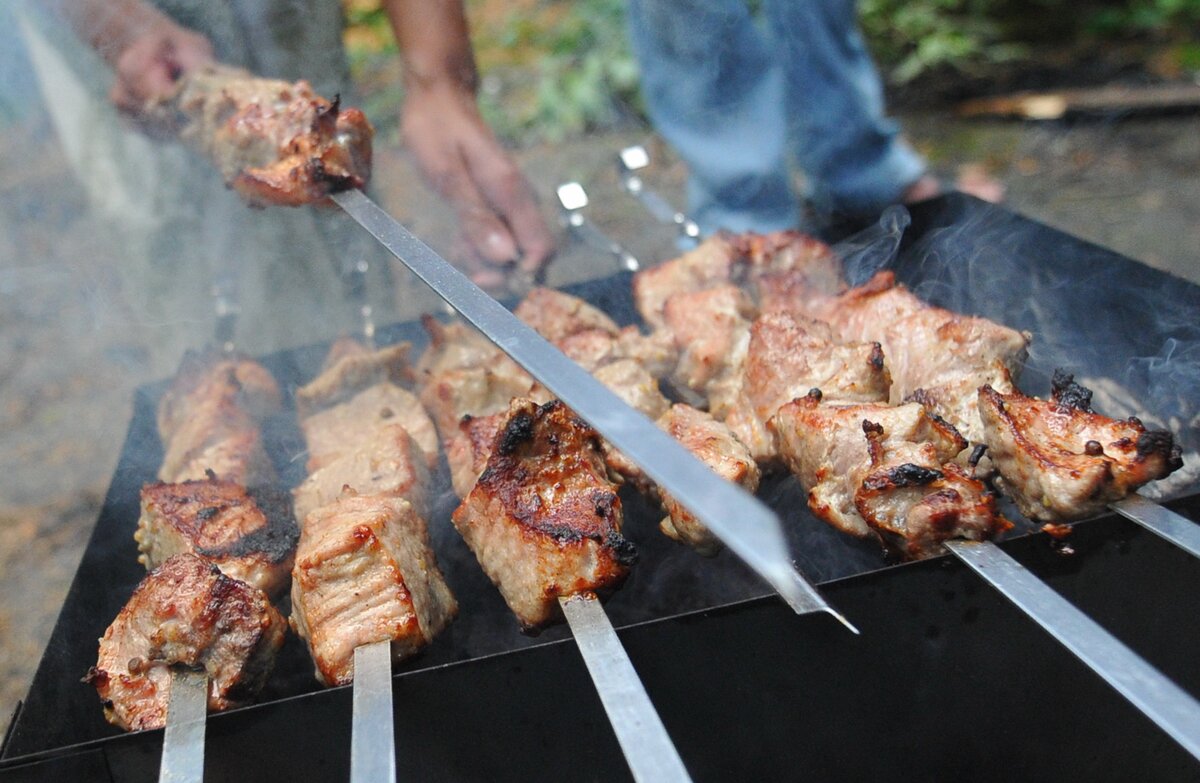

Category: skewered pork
[452, 399, 636, 628]
[156, 350, 282, 486]
[727, 311, 891, 461]
[772, 396, 1009, 559]
[662, 284, 757, 417]
[301, 383, 438, 473]
[87, 553, 286, 731]
[290, 494, 457, 685]
[148, 64, 373, 207]
[979, 372, 1183, 523]
[513, 286, 620, 342]
[137, 477, 298, 599]
[294, 339, 414, 420]
[293, 423, 432, 523]
[655, 404, 760, 556]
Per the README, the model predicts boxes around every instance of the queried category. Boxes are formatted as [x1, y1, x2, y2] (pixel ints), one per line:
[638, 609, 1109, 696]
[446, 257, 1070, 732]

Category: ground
[0, 103, 1197, 737]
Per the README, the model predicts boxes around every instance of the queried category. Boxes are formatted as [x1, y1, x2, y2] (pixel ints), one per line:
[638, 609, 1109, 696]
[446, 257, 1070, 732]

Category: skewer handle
[616, 146, 700, 246]
[946, 540, 1200, 762]
[159, 669, 208, 783]
[352, 640, 396, 783]
[560, 594, 693, 783]
[556, 182, 641, 271]
[1110, 494, 1200, 559]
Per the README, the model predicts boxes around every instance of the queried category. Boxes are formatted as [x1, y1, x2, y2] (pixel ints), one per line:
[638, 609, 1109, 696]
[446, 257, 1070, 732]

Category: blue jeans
[628, 0, 926, 234]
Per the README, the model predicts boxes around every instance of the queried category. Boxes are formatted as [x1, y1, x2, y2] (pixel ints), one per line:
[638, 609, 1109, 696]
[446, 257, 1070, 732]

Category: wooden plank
[957, 82, 1200, 119]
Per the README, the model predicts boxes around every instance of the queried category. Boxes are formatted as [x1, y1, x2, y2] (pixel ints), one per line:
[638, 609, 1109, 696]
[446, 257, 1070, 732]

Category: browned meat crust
[294, 341, 415, 420]
[137, 478, 298, 599]
[88, 553, 286, 731]
[150, 64, 372, 207]
[446, 411, 508, 499]
[655, 404, 760, 556]
[157, 349, 282, 443]
[452, 399, 636, 628]
[662, 284, 757, 417]
[979, 376, 1183, 522]
[772, 397, 1008, 559]
[289, 495, 457, 685]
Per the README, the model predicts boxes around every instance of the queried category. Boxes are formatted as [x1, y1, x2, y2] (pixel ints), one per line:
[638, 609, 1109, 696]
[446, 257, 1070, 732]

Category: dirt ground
[1, 105, 1198, 739]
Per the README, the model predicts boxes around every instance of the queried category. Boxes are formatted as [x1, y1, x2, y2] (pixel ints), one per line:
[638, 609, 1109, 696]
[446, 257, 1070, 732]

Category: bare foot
[902, 165, 1006, 205]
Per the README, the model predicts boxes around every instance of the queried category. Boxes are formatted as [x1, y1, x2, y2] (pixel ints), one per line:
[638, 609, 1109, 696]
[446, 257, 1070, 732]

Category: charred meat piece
[452, 399, 636, 628]
[728, 311, 891, 461]
[294, 340, 415, 420]
[771, 398, 1008, 559]
[979, 382, 1183, 523]
[301, 383, 438, 473]
[88, 553, 286, 731]
[149, 64, 372, 207]
[293, 423, 432, 523]
[290, 494, 457, 686]
[662, 284, 758, 417]
[655, 404, 760, 556]
[158, 398, 277, 487]
[137, 478, 298, 599]
[515, 287, 620, 342]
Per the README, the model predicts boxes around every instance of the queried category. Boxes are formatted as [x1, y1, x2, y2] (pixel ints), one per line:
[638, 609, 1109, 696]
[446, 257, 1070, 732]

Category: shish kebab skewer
[616, 145, 701, 248]
[331, 187, 850, 629]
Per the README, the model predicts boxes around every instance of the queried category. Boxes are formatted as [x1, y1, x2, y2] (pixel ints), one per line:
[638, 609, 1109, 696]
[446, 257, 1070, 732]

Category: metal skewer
[1109, 493, 1200, 559]
[556, 182, 641, 272]
[351, 641, 396, 783]
[616, 145, 700, 248]
[945, 539, 1200, 761]
[158, 668, 207, 782]
[560, 594, 692, 783]
[331, 188, 849, 629]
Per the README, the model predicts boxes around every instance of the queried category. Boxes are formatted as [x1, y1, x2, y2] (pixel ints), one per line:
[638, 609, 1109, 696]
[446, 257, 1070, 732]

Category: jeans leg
[765, 0, 926, 218]
[628, 0, 799, 235]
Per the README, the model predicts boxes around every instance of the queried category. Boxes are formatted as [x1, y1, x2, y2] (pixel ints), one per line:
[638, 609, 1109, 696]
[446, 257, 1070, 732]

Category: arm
[61, 0, 213, 113]
[383, 0, 555, 287]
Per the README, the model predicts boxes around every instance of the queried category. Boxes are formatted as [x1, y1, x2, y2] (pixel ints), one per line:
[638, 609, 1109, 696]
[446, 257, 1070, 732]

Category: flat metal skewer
[561, 594, 692, 783]
[616, 145, 700, 247]
[556, 182, 641, 272]
[159, 668, 208, 783]
[351, 641, 396, 783]
[1109, 493, 1200, 559]
[945, 539, 1200, 761]
[330, 188, 851, 631]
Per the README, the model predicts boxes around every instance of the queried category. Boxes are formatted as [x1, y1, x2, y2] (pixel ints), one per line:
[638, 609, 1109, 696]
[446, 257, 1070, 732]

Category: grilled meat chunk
[978, 378, 1183, 523]
[771, 397, 1008, 559]
[88, 553, 286, 731]
[158, 399, 277, 486]
[290, 494, 457, 685]
[149, 64, 372, 207]
[663, 284, 757, 417]
[633, 233, 741, 329]
[515, 287, 620, 342]
[157, 350, 282, 444]
[293, 423, 432, 523]
[301, 383, 438, 473]
[728, 311, 891, 461]
[294, 340, 415, 420]
[137, 478, 298, 598]
[655, 404, 760, 556]
[452, 399, 636, 628]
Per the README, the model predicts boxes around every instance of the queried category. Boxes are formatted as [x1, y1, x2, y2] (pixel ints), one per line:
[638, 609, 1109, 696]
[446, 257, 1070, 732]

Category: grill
[2, 193, 1198, 781]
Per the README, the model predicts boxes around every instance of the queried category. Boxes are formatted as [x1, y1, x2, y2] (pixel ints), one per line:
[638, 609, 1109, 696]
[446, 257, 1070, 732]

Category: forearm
[382, 0, 478, 94]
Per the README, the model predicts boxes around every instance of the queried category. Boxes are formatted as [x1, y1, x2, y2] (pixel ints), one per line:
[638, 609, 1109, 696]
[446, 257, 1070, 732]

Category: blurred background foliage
[342, 0, 1200, 145]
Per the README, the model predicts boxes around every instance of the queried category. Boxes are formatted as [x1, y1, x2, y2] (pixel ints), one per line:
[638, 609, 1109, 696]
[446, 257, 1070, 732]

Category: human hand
[109, 18, 214, 114]
[402, 84, 555, 289]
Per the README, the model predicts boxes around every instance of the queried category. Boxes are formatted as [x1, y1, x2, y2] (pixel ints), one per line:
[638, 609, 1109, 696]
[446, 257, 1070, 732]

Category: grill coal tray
[3, 194, 1199, 779]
